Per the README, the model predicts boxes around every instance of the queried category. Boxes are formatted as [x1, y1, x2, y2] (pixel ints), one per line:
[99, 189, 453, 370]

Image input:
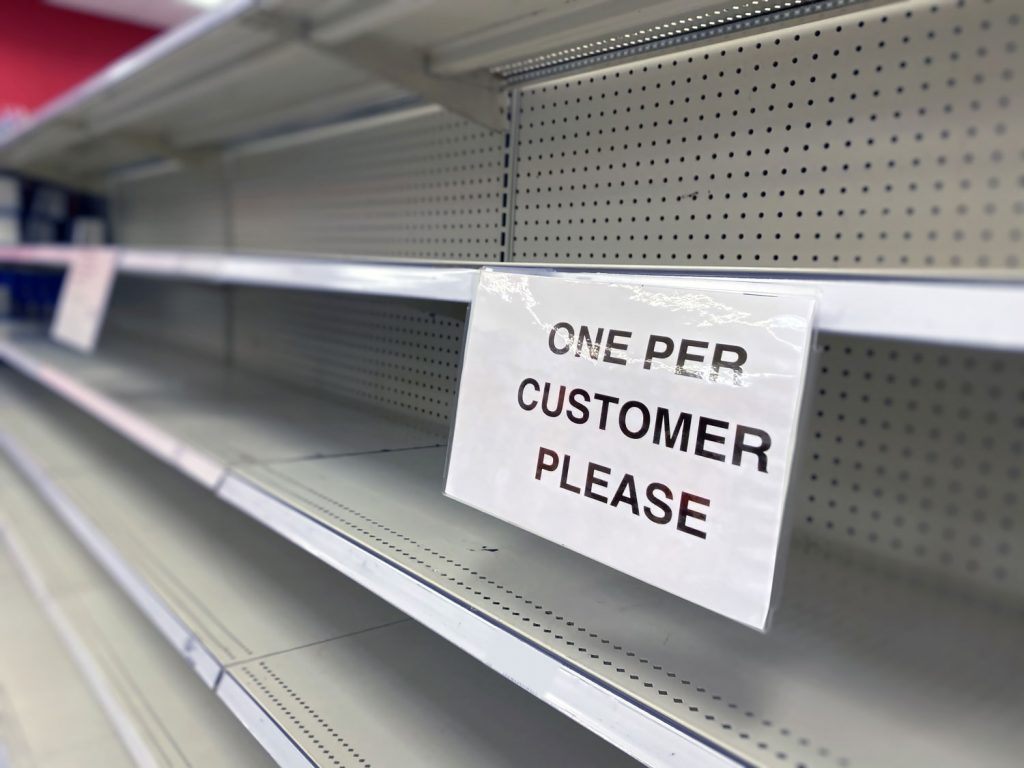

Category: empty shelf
[2, 314, 1022, 767]
[0, 540, 132, 768]
[0, 451, 275, 768]
[1, 331, 444, 487]
[0, 372, 641, 768]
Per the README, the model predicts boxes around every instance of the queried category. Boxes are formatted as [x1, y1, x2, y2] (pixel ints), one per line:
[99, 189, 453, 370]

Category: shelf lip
[4, 244, 1024, 349]
[0, 337, 746, 768]
[119, 248, 482, 303]
[216, 673, 318, 768]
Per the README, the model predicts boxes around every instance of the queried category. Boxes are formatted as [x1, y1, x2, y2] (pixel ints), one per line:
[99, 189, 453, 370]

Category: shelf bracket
[323, 36, 508, 132]
[241, 9, 506, 132]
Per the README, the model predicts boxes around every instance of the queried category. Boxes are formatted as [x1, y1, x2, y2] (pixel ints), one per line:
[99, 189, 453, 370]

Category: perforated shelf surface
[1, 332, 1021, 767]
[0, 372, 641, 768]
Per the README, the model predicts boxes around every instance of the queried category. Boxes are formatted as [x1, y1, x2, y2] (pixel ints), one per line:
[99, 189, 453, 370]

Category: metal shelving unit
[0, 371, 644, 768]
[1, 0, 1022, 765]
[1, 307, 1022, 768]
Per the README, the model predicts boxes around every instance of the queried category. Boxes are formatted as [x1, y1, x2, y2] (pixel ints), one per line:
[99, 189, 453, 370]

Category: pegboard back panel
[791, 334, 1024, 599]
[229, 107, 507, 261]
[110, 163, 228, 248]
[230, 287, 464, 429]
[510, 0, 1023, 271]
[103, 277, 228, 361]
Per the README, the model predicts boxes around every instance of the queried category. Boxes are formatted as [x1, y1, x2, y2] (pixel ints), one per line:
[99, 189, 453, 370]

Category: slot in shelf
[2, 326, 1022, 768]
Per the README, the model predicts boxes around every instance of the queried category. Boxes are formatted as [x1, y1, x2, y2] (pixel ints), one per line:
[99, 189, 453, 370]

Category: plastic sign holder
[445, 269, 817, 630]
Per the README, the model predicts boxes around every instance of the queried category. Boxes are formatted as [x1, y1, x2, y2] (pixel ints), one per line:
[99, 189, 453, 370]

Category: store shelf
[0, 443, 275, 768]
[0, 532, 132, 768]
[119, 248, 481, 302]
[3, 245, 1023, 349]
[1, 0, 1019, 765]
[0, 328, 444, 488]
[2, 322, 1022, 768]
[0, 371, 642, 768]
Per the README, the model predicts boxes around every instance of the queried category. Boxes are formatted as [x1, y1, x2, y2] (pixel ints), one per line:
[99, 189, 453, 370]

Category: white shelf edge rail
[119, 249, 481, 304]
[0, 338, 742, 768]
[3, 245, 1023, 350]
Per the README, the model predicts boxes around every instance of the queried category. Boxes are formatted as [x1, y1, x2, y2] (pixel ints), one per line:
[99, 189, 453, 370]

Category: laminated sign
[445, 270, 817, 629]
[50, 248, 118, 353]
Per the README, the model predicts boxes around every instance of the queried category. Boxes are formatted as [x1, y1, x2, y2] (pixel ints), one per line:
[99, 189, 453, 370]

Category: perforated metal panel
[511, 0, 1024, 271]
[111, 163, 229, 248]
[230, 107, 507, 261]
[104, 277, 228, 362]
[230, 287, 465, 427]
[792, 335, 1024, 598]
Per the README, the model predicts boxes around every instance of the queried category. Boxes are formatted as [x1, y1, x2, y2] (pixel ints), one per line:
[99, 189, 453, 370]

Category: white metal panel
[511, 0, 1024, 272]
[104, 277, 228, 362]
[230, 107, 507, 261]
[793, 333, 1024, 593]
[111, 164, 229, 249]
[231, 286, 465, 426]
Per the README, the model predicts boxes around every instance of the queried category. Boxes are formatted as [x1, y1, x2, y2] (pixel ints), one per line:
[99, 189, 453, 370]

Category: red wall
[0, 0, 157, 114]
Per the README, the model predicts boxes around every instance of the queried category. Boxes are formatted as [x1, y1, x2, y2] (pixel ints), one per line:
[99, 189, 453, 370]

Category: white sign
[50, 248, 118, 352]
[445, 270, 817, 630]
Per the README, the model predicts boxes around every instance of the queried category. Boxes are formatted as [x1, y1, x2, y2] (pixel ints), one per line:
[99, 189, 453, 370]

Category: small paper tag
[50, 248, 118, 353]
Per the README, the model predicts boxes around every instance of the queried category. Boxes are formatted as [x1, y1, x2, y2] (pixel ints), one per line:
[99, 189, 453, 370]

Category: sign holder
[445, 268, 818, 630]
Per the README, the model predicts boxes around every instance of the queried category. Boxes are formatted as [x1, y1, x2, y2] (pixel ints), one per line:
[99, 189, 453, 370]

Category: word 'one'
[548, 323, 748, 383]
